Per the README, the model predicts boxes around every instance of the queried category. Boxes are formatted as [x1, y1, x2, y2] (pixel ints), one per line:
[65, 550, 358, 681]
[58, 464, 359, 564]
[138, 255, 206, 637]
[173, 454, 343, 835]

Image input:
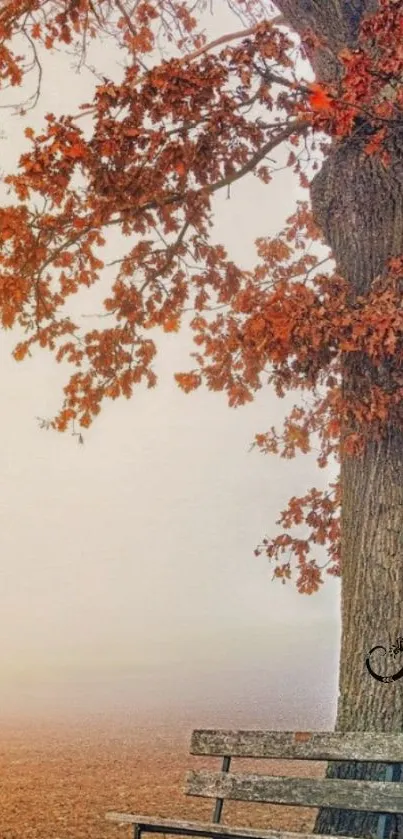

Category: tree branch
[208, 118, 308, 194]
[183, 14, 287, 64]
[110, 118, 308, 217]
[38, 124, 308, 277]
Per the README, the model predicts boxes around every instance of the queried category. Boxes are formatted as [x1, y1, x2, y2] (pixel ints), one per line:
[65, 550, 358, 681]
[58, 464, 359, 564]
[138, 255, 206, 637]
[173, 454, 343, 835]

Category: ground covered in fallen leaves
[0, 716, 323, 839]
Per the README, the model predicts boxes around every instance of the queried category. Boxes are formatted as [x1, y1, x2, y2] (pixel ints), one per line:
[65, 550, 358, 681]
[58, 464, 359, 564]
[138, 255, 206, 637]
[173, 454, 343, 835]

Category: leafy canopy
[2, 0, 403, 593]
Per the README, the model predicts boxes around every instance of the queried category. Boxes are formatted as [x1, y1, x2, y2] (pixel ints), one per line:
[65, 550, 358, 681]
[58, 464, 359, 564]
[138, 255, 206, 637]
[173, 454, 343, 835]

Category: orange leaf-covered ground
[0, 716, 324, 839]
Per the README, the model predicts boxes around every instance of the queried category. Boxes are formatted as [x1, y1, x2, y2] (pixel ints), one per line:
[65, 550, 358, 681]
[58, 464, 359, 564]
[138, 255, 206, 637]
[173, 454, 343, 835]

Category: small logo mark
[366, 636, 403, 683]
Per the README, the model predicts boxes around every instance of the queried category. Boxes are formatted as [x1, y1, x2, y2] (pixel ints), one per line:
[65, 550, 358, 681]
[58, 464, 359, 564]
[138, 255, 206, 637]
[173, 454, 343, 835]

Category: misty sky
[0, 4, 341, 726]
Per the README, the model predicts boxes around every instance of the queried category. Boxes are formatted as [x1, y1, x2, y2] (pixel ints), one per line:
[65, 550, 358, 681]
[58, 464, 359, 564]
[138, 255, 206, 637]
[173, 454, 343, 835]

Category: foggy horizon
[0, 620, 338, 728]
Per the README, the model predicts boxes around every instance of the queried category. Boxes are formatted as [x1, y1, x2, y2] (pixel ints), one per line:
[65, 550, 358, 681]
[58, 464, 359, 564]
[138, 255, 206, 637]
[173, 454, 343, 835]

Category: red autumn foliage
[1, 0, 403, 595]
[307, 83, 333, 112]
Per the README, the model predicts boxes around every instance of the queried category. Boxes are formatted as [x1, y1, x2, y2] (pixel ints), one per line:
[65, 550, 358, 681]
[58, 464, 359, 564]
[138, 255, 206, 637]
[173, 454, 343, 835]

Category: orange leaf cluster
[1, 0, 402, 591]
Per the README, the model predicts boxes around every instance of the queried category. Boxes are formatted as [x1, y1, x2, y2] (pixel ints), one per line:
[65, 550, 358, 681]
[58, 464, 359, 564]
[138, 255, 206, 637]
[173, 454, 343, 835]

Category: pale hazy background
[0, 3, 340, 728]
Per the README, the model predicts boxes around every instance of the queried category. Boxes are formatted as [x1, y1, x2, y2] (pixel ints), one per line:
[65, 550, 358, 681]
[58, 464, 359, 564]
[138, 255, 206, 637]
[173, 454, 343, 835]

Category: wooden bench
[106, 729, 403, 839]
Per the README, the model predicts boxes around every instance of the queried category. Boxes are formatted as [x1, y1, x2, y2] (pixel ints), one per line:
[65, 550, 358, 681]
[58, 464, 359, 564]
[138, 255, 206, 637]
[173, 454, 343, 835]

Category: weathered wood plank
[185, 771, 403, 813]
[190, 730, 403, 762]
[105, 813, 363, 839]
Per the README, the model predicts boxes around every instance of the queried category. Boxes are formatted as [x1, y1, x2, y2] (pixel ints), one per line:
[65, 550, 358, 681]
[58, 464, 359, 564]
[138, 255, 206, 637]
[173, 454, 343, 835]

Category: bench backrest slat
[190, 730, 403, 762]
[186, 770, 403, 813]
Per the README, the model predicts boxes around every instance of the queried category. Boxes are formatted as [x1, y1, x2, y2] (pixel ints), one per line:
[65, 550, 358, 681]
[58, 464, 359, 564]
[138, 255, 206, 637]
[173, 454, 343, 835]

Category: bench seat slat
[186, 771, 403, 813]
[190, 730, 403, 762]
[105, 813, 363, 839]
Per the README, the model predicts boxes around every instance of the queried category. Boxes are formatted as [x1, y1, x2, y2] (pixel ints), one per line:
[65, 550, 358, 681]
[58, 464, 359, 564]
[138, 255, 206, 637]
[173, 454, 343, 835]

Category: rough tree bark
[273, 2, 403, 837]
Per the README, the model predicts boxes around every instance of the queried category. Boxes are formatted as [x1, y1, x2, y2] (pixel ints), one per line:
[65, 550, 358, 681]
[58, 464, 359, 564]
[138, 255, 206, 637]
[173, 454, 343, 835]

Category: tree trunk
[309, 128, 403, 839]
[273, 0, 378, 82]
[314, 414, 403, 839]
[273, 2, 403, 836]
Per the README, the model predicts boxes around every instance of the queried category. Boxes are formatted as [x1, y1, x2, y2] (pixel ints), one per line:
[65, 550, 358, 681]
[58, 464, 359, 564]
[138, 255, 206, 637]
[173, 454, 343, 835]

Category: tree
[1, 1, 403, 834]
